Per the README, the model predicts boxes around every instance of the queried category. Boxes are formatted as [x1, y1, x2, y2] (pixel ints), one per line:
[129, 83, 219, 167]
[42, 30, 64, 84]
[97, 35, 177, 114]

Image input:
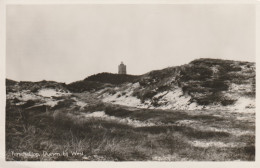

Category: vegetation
[5, 58, 256, 161]
[84, 72, 141, 85]
[67, 73, 141, 93]
[6, 99, 255, 161]
[66, 80, 112, 93]
[6, 79, 68, 94]
[8, 58, 255, 107]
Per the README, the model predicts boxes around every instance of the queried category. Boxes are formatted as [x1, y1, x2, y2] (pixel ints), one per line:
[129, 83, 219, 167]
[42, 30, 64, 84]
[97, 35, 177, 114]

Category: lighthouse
[118, 62, 127, 74]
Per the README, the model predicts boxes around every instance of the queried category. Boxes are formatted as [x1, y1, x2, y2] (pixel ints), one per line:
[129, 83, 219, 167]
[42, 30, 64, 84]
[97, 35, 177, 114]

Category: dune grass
[6, 100, 255, 161]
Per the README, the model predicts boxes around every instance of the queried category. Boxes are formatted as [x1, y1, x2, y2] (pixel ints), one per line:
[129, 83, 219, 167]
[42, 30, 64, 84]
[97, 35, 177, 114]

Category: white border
[4, 0, 258, 4]
[0, 0, 259, 168]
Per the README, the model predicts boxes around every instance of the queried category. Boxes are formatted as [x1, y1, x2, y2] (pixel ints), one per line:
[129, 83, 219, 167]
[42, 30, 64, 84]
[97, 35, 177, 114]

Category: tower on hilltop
[118, 62, 127, 74]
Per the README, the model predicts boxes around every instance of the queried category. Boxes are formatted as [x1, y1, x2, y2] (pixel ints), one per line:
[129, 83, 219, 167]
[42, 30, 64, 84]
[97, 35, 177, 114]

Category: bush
[142, 90, 157, 100]
[221, 99, 236, 106]
[66, 80, 107, 93]
[52, 99, 76, 110]
[83, 102, 106, 112]
[201, 80, 229, 91]
[195, 93, 222, 105]
[20, 100, 36, 108]
[84, 73, 140, 85]
[104, 106, 132, 117]
[180, 65, 213, 81]
[107, 89, 116, 95]
[157, 85, 170, 92]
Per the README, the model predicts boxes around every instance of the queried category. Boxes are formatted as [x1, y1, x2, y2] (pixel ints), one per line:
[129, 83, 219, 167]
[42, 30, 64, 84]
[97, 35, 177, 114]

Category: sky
[6, 4, 255, 83]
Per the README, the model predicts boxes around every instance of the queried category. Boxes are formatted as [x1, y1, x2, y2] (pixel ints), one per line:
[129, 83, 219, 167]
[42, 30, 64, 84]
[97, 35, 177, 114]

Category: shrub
[107, 89, 116, 95]
[180, 65, 213, 81]
[20, 100, 36, 108]
[83, 102, 106, 112]
[84, 73, 140, 85]
[142, 90, 157, 100]
[66, 80, 107, 93]
[104, 106, 132, 117]
[221, 99, 237, 106]
[157, 85, 170, 92]
[201, 80, 229, 91]
[195, 93, 222, 105]
[52, 98, 76, 110]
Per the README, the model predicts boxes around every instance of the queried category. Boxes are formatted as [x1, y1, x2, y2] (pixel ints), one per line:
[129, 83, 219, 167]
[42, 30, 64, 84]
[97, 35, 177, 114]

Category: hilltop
[6, 79, 68, 93]
[96, 58, 255, 111]
[66, 73, 140, 92]
[6, 58, 255, 111]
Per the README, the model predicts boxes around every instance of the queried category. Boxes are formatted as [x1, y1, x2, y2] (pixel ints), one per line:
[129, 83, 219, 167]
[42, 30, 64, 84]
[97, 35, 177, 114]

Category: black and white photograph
[1, 0, 258, 165]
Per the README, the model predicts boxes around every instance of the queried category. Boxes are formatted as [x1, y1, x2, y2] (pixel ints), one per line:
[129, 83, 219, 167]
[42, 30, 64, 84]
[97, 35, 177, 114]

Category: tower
[118, 62, 127, 74]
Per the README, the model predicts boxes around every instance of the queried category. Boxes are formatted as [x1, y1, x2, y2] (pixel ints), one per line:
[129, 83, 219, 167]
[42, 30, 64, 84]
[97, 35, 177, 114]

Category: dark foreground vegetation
[6, 99, 255, 161]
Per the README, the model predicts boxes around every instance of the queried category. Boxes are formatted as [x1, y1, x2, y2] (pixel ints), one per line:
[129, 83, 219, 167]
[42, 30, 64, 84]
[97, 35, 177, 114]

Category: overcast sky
[6, 4, 255, 83]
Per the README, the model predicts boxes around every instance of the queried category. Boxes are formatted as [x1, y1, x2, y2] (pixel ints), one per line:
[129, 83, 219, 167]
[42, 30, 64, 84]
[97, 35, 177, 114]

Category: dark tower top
[118, 62, 127, 74]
